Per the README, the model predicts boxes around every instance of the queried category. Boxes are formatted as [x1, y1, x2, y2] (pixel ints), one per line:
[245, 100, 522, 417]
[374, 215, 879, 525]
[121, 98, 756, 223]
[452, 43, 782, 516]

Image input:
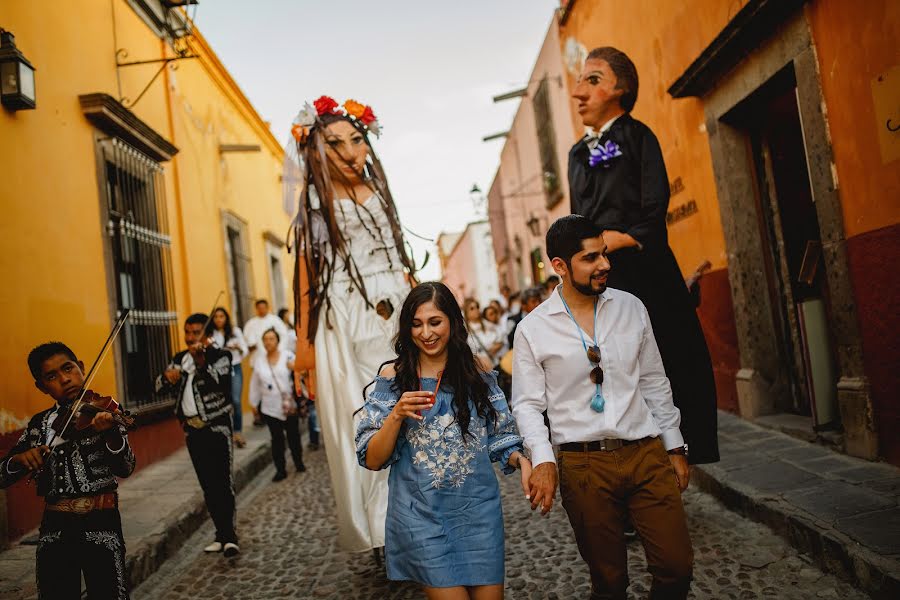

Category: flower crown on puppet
[291, 96, 381, 145]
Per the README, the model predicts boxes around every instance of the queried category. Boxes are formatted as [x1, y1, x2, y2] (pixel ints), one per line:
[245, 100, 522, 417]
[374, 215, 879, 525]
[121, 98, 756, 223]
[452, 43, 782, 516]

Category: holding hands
[527, 462, 558, 516]
[508, 451, 533, 499]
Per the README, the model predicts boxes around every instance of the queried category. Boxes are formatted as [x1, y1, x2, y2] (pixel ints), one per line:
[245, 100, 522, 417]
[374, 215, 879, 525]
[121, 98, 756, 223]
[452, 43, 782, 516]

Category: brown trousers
[559, 437, 693, 600]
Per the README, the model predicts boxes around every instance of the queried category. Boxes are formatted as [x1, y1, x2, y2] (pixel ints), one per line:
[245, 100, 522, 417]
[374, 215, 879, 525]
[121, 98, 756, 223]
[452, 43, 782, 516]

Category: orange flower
[343, 99, 366, 119]
[291, 124, 310, 144]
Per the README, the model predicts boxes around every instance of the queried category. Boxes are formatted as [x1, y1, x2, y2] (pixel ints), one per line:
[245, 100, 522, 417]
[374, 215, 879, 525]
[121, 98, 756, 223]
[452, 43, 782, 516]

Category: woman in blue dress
[356, 281, 532, 599]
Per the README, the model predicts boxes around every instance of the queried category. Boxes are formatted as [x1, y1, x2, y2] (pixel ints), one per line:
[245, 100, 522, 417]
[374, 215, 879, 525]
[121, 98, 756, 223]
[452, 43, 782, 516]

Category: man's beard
[572, 273, 607, 297]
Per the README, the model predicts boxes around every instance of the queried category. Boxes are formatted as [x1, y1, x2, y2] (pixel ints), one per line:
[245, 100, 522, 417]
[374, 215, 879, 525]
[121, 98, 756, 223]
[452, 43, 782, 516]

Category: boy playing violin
[0, 341, 136, 600]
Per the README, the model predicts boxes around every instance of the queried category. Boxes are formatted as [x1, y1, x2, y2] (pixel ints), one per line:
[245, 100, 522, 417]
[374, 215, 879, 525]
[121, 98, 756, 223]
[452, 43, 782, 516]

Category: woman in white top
[250, 328, 306, 481]
[208, 307, 249, 448]
[463, 298, 504, 367]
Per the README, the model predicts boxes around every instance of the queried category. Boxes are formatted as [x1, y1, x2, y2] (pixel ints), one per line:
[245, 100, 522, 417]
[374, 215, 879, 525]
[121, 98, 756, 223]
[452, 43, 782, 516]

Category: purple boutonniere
[588, 140, 623, 168]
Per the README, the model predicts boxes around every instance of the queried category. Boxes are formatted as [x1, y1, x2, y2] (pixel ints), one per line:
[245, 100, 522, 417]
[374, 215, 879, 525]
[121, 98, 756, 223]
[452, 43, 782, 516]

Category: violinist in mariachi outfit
[0, 342, 136, 600]
[568, 46, 719, 465]
[155, 312, 239, 557]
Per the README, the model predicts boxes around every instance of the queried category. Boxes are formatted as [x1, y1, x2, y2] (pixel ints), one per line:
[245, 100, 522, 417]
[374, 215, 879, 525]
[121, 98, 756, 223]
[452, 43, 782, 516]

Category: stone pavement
[134, 443, 871, 599]
[0, 423, 272, 600]
[694, 411, 900, 599]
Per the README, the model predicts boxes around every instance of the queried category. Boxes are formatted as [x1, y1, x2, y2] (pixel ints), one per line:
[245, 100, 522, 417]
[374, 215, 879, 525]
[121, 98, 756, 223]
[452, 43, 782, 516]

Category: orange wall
[558, 0, 748, 277]
[805, 0, 900, 237]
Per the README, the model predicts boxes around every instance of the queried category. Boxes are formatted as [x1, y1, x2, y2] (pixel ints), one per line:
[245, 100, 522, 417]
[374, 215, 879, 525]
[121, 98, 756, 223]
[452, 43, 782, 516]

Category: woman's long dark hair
[206, 307, 233, 340]
[291, 113, 417, 343]
[391, 282, 497, 440]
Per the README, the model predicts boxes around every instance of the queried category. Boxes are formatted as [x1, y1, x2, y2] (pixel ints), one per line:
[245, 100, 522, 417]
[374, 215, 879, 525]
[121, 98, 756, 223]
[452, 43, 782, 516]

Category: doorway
[724, 66, 838, 427]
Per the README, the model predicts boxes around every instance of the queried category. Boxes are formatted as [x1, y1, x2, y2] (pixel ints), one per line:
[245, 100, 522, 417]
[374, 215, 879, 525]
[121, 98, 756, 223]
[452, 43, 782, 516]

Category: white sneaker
[223, 542, 240, 557]
[203, 541, 223, 553]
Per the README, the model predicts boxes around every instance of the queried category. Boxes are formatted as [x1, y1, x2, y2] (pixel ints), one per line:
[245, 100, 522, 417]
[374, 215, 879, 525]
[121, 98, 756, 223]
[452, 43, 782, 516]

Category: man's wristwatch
[667, 444, 689, 456]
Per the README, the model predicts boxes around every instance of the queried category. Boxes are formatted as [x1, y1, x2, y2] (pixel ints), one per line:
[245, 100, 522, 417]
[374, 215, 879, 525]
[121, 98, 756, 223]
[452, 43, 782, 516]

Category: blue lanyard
[559, 293, 606, 413]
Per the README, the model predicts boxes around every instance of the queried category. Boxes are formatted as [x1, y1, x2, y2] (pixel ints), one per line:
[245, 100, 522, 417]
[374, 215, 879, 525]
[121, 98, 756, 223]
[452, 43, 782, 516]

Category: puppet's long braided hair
[291, 113, 417, 343]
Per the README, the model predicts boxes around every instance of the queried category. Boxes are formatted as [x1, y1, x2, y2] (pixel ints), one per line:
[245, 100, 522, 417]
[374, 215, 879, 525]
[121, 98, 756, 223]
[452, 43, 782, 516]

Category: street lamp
[0, 30, 36, 111]
[526, 214, 542, 237]
[470, 183, 486, 217]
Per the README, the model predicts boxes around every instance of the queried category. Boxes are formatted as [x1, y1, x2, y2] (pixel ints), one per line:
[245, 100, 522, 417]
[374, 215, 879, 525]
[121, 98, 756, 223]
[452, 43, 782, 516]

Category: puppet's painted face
[323, 120, 369, 186]
[572, 58, 625, 130]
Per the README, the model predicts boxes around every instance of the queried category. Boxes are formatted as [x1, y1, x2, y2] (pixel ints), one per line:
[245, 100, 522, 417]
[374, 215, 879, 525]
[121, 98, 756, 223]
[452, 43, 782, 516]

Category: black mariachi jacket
[0, 407, 136, 502]
[155, 346, 233, 425]
[568, 113, 671, 254]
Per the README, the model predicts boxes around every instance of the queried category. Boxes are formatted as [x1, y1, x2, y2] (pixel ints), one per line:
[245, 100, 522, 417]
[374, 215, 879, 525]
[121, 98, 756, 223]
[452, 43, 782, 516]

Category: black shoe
[295, 463, 307, 473]
[223, 542, 240, 557]
[308, 442, 320, 451]
[272, 471, 287, 482]
[624, 522, 638, 541]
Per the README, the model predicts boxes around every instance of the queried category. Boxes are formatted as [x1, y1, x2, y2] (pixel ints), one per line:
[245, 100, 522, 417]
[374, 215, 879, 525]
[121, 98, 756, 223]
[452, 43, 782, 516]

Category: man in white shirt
[243, 299, 289, 361]
[512, 215, 692, 599]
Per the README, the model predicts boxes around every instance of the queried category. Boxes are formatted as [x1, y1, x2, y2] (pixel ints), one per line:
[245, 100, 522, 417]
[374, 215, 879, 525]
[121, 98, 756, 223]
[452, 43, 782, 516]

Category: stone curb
[124, 438, 272, 590]
[693, 463, 900, 600]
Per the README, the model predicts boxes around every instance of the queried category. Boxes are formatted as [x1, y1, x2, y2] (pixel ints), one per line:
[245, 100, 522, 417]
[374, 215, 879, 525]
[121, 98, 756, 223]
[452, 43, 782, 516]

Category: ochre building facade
[0, 0, 293, 543]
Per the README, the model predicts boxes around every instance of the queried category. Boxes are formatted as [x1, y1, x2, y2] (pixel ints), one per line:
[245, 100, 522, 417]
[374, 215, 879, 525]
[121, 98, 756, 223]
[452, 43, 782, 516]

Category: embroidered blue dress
[355, 372, 523, 588]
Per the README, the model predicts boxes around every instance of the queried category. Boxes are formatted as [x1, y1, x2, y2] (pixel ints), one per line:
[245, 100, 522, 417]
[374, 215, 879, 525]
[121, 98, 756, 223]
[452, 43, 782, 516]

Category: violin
[49, 390, 136, 441]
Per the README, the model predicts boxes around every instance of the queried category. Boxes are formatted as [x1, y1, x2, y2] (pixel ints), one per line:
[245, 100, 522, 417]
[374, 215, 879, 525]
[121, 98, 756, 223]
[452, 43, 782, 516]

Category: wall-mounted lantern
[0, 30, 36, 111]
[526, 214, 542, 237]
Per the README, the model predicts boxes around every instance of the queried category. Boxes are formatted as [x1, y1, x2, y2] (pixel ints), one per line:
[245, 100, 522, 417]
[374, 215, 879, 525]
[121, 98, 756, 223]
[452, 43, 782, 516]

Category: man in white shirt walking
[512, 215, 692, 600]
[243, 299, 289, 361]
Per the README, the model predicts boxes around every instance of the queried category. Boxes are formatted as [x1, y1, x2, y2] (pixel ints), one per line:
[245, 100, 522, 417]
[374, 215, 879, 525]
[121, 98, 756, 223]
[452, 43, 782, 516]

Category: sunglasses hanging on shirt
[560, 295, 606, 413]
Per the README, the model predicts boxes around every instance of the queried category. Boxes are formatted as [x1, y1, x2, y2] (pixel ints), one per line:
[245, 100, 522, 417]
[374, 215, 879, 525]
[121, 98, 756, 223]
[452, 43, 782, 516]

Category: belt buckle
[71, 497, 93, 514]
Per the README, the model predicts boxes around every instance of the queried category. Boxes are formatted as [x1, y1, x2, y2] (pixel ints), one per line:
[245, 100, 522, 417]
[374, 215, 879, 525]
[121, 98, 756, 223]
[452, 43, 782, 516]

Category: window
[222, 212, 254, 326]
[532, 76, 563, 209]
[101, 138, 178, 412]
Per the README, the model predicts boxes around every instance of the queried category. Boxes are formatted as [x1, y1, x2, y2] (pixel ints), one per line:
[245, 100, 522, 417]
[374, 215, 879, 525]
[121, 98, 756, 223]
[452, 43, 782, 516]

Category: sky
[195, 0, 560, 280]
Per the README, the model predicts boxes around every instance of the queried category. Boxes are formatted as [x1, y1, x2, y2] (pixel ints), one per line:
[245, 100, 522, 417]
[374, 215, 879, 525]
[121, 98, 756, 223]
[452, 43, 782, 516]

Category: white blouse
[249, 350, 296, 421]
[212, 326, 249, 366]
[467, 320, 505, 362]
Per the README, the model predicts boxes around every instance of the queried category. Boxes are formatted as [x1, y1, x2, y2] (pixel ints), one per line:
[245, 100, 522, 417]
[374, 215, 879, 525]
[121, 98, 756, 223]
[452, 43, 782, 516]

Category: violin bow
[49, 309, 131, 448]
[200, 291, 225, 343]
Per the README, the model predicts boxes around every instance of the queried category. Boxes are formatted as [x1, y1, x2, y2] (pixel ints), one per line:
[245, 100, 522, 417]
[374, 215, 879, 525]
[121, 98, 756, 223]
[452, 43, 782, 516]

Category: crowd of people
[2, 45, 719, 600]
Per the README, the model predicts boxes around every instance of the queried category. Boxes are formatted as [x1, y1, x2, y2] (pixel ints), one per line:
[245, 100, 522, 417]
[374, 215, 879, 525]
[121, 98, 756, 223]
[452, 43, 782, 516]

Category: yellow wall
[0, 0, 292, 431]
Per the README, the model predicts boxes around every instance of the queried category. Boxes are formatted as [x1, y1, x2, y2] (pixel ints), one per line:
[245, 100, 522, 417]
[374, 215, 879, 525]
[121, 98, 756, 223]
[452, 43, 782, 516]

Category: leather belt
[560, 438, 646, 452]
[185, 416, 207, 430]
[46, 492, 118, 514]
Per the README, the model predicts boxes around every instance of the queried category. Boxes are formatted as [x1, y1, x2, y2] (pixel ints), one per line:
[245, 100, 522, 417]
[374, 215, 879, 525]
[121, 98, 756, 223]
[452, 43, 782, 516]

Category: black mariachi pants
[263, 414, 303, 474]
[185, 420, 237, 543]
[36, 507, 128, 600]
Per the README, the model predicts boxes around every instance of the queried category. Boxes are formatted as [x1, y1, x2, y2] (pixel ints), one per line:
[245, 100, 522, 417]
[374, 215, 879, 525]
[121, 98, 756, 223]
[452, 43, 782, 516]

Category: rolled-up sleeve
[636, 306, 684, 450]
[510, 328, 555, 467]
[484, 372, 523, 474]
[355, 378, 403, 471]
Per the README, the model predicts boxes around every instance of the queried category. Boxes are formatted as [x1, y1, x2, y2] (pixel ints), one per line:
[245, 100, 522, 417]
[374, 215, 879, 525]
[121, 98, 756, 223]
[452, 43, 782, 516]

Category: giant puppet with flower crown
[285, 95, 419, 555]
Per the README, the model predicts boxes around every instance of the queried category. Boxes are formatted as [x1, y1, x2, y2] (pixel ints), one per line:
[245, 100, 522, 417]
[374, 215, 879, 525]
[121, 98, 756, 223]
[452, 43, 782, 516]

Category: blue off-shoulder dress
[355, 372, 524, 588]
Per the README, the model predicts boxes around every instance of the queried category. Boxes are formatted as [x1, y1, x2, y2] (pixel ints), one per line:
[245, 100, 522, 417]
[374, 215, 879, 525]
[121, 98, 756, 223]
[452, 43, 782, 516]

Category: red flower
[314, 96, 339, 116]
[359, 105, 377, 125]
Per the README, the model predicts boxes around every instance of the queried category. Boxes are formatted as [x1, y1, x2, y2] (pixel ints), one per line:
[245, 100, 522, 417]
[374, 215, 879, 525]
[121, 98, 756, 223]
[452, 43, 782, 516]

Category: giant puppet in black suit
[567, 47, 719, 464]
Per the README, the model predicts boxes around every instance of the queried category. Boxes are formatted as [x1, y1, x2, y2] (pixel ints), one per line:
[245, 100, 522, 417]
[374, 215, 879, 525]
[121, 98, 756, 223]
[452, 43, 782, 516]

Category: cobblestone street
[134, 444, 870, 599]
